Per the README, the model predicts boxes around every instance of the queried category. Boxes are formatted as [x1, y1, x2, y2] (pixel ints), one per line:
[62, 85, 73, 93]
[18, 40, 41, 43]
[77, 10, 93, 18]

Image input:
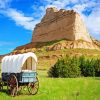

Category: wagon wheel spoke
[10, 87, 17, 96]
[7, 74, 18, 97]
[28, 77, 39, 95]
[28, 82, 39, 91]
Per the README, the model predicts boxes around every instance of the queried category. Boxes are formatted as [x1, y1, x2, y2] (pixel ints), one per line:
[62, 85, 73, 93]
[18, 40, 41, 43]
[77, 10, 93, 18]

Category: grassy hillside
[36, 48, 100, 70]
[2, 39, 100, 70]
[1, 48, 100, 70]
[0, 70, 99, 100]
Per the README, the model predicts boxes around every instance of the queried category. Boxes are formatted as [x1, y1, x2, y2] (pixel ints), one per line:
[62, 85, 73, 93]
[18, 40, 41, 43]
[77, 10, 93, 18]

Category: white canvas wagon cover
[1, 52, 37, 73]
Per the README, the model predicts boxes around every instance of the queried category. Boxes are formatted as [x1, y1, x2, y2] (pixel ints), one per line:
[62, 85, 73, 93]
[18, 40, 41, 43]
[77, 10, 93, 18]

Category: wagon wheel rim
[7, 74, 18, 96]
[28, 77, 39, 95]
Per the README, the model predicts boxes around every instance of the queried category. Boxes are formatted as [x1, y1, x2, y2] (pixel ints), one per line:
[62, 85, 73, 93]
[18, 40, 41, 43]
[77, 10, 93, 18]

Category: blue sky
[0, 0, 100, 55]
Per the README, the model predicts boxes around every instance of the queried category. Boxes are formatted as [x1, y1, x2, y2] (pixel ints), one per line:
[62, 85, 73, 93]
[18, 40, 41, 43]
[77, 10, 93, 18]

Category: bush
[48, 56, 81, 78]
[78, 57, 95, 77]
[94, 59, 100, 76]
[48, 56, 100, 78]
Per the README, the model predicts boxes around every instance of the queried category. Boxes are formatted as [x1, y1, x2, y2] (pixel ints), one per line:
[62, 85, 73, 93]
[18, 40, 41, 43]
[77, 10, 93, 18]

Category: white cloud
[1, 8, 40, 30]
[0, 0, 11, 8]
[70, 1, 96, 13]
[0, 0, 39, 31]
[85, 7, 100, 35]
[44, 0, 78, 4]
[44, 0, 69, 9]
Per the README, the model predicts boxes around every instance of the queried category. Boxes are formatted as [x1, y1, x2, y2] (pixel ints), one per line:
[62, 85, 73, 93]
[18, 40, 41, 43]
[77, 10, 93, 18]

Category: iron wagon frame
[0, 52, 39, 96]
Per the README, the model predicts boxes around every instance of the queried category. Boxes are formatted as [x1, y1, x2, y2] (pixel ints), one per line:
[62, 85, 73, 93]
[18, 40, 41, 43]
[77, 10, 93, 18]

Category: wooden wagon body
[0, 52, 39, 96]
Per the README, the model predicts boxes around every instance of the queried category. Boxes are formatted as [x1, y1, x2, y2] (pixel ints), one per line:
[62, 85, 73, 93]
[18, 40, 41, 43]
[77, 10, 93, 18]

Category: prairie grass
[0, 70, 99, 100]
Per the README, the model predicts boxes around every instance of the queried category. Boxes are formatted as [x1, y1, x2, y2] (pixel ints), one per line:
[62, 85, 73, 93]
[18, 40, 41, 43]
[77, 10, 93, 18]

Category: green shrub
[48, 56, 81, 78]
[94, 59, 100, 76]
[78, 57, 95, 77]
[48, 56, 100, 78]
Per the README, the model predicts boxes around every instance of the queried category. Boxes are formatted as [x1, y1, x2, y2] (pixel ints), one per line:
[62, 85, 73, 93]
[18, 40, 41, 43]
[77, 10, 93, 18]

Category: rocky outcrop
[12, 7, 100, 54]
[46, 40, 99, 51]
[32, 7, 92, 43]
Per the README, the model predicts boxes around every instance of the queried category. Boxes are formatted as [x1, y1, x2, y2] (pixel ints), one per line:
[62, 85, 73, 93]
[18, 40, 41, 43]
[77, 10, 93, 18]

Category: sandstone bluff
[13, 7, 99, 53]
[32, 7, 91, 43]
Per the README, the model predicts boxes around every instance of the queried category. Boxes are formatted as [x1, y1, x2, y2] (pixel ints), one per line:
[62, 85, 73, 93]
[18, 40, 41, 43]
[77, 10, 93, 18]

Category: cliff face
[12, 7, 99, 55]
[32, 7, 92, 43]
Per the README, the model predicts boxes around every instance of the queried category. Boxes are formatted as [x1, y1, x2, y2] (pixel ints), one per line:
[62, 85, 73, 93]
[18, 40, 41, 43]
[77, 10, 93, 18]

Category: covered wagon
[0, 52, 39, 96]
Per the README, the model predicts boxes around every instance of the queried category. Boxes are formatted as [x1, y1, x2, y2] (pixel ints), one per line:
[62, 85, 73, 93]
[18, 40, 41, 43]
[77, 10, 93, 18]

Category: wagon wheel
[0, 78, 3, 91]
[7, 74, 18, 96]
[28, 77, 39, 95]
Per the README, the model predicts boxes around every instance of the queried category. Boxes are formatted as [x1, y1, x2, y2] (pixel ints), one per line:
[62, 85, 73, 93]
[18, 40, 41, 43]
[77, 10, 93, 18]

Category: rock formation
[12, 7, 99, 54]
[32, 7, 92, 43]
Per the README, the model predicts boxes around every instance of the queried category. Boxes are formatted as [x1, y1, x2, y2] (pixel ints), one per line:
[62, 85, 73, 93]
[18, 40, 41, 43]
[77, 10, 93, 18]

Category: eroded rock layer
[12, 7, 100, 54]
[32, 7, 92, 43]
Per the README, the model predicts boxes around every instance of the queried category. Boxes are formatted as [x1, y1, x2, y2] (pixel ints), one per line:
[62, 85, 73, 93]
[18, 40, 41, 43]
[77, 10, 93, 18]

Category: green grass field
[0, 70, 100, 100]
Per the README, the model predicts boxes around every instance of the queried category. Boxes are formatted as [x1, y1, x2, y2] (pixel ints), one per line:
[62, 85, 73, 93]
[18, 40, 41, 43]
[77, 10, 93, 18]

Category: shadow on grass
[94, 77, 100, 80]
[0, 89, 31, 97]
[0, 89, 9, 95]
